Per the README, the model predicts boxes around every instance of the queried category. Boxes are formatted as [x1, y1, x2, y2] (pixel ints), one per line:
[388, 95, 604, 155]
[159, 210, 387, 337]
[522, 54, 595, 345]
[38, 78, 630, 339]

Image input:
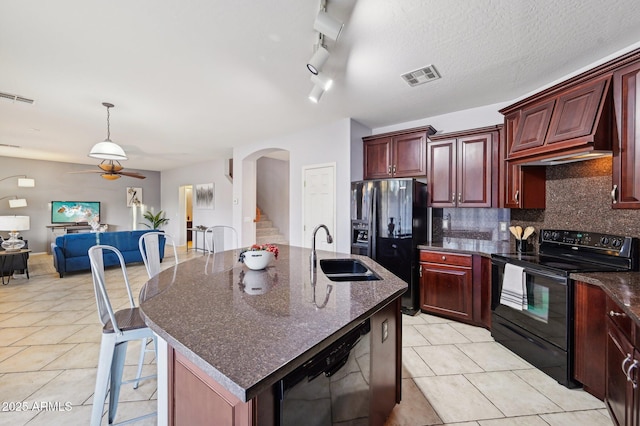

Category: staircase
[255, 210, 288, 245]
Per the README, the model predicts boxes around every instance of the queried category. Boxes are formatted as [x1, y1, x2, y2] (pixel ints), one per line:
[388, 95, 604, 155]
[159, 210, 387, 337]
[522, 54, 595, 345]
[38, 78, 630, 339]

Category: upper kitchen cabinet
[612, 59, 640, 208]
[502, 75, 613, 164]
[428, 126, 500, 207]
[363, 125, 436, 180]
[501, 112, 546, 209]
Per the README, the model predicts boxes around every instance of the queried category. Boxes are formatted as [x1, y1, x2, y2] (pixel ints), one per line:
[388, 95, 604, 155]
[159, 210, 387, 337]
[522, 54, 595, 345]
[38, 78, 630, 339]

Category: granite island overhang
[139, 245, 407, 413]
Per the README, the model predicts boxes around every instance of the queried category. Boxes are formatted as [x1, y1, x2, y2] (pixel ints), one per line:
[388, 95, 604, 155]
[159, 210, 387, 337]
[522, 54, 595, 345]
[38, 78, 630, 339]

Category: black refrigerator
[350, 179, 428, 315]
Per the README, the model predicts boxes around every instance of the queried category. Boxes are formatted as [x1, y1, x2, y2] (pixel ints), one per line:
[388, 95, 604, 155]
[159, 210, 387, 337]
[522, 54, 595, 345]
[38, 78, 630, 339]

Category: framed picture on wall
[195, 183, 214, 209]
[127, 187, 142, 207]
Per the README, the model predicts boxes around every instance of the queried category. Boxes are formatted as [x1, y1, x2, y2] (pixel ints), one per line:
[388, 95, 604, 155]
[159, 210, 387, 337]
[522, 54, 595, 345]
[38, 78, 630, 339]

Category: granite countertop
[138, 245, 407, 402]
[571, 271, 640, 325]
[418, 238, 512, 258]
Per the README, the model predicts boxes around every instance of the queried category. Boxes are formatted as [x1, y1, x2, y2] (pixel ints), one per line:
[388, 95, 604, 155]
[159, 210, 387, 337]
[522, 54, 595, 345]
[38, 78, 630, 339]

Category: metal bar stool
[89, 245, 157, 426]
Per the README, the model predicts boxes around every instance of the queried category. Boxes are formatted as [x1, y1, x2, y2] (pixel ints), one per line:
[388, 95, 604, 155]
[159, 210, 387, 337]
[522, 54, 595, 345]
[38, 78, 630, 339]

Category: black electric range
[491, 229, 638, 388]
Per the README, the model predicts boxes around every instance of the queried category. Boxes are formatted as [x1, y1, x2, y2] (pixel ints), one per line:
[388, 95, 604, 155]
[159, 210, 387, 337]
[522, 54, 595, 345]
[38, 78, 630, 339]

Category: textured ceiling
[1, 0, 640, 172]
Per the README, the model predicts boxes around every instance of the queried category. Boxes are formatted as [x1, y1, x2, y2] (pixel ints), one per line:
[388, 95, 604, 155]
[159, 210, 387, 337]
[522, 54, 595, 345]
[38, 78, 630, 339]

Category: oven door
[491, 258, 569, 350]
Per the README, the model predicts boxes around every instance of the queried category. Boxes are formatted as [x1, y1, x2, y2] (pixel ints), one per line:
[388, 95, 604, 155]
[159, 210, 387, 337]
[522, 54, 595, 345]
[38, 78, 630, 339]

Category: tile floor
[0, 249, 612, 425]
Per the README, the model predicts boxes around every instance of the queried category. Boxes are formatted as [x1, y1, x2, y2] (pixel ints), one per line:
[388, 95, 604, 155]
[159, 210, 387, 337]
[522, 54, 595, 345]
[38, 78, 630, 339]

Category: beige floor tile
[104, 400, 157, 426]
[43, 342, 101, 370]
[60, 324, 103, 344]
[513, 369, 605, 411]
[47, 299, 96, 312]
[0, 311, 55, 327]
[414, 375, 503, 423]
[384, 378, 442, 425]
[414, 345, 483, 375]
[401, 313, 427, 325]
[0, 370, 61, 402]
[32, 310, 95, 326]
[415, 323, 471, 345]
[0, 301, 32, 314]
[117, 365, 158, 402]
[456, 342, 532, 371]
[402, 347, 435, 378]
[402, 325, 430, 347]
[12, 300, 66, 313]
[13, 324, 87, 346]
[418, 313, 452, 324]
[478, 416, 549, 425]
[465, 371, 562, 417]
[0, 346, 26, 363]
[0, 344, 76, 373]
[0, 409, 40, 426]
[0, 326, 44, 346]
[23, 403, 93, 426]
[0, 313, 18, 322]
[539, 409, 612, 426]
[29, 368, 97, 406]
[449, 322, 494, 342]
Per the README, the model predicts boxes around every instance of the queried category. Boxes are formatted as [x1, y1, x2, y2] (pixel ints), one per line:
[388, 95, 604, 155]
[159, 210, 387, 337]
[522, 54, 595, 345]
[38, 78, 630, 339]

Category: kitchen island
[139, 245, 407, 426]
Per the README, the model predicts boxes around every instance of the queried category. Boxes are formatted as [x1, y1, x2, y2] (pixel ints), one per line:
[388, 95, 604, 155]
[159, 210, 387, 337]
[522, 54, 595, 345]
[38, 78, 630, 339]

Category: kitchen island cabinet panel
[613, 60, 640, 208]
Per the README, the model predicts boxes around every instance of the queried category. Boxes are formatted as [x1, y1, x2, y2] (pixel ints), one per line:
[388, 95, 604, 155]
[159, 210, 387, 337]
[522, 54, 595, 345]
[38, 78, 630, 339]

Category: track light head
[308, 85, 325, 103]
[310, 72, 333, 91]
[314, 10, 343, 41]
[307, 45, 330, 75]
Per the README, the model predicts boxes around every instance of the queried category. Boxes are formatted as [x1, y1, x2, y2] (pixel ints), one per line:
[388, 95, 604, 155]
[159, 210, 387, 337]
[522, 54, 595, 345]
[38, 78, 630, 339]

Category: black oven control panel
[540, 229, 635, 254]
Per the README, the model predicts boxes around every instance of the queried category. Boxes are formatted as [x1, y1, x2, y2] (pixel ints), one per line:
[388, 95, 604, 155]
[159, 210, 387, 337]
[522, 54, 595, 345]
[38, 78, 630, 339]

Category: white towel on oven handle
[500, 263, 528, 311]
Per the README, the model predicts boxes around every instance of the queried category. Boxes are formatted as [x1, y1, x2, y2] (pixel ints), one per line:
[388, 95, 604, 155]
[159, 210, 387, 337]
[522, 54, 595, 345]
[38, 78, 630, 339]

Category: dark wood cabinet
[363, 126, 436, 180]
[419, 250, 473, 323]
[573, 281, 606, 400]
[605, 294, 640, 426]
[418, 249, 491, 328]
[503, 76, 612, 163]
[501, 113, 546, 209]
[428, 126, 499, 208]
[612, 60, 640, 208]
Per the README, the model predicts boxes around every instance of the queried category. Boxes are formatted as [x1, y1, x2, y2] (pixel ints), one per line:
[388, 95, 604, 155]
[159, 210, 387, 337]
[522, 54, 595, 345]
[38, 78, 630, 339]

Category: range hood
[502, 75, 614, 167]
[518, 150, 612, 166]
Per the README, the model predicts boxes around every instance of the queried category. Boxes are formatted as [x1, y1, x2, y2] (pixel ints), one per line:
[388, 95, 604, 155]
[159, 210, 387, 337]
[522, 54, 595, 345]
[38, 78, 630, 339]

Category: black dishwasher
[277, 319, 371, 426]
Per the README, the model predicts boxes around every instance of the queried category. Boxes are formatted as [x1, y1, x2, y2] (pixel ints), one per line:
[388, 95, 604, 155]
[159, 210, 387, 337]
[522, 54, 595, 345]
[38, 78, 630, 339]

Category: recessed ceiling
[1, 0, 640, 172]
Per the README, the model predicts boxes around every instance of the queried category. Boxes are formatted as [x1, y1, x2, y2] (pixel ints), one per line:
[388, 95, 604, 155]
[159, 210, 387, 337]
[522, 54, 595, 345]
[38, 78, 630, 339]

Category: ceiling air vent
[401, 65, 441, 87]
[0, 91, 34, 104]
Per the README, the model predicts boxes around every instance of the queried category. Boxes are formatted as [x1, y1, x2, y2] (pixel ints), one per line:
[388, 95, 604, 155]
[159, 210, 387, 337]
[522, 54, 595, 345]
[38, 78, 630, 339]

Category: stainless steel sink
[319, 259, 381, 282]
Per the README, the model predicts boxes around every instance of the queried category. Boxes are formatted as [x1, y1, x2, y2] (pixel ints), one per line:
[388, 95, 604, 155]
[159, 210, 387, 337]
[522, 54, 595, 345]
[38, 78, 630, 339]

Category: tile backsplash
[511, 156, 640, 252]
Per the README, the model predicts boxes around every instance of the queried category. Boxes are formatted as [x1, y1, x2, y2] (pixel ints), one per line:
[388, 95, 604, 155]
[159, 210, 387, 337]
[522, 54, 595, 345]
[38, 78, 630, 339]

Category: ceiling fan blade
[68, 170, 103, 174]
[119, 171, 146, 179]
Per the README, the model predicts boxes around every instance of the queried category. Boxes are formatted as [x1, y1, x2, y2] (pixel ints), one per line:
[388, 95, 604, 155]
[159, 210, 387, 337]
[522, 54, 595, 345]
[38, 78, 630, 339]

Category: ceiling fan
[70, 160, 146, 180]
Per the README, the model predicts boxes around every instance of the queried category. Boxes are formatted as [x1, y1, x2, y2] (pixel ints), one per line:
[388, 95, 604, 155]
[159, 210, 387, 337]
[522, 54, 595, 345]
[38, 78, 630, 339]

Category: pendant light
[89, 102, 128, 161]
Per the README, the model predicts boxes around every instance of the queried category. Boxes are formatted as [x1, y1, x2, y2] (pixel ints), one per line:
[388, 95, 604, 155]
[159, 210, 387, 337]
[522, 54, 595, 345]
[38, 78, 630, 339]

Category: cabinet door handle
[441, 256, 446, 261]
[622, 353, 632, 376]
[458, 193, 461, 203]
[609, 310, 626, 317]
[514, 190, 520, 203]
[418, 265, 422, 278]
[392, 165, 396, 174]
[388, 166, 392, 175]
[451, 192, 456, 203]
[611, 185, 618, 204]
[628, 359, 639, 389]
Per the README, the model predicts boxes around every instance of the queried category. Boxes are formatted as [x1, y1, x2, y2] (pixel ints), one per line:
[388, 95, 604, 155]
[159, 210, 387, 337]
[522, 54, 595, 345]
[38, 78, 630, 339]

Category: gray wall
[0, 157, 160, 253]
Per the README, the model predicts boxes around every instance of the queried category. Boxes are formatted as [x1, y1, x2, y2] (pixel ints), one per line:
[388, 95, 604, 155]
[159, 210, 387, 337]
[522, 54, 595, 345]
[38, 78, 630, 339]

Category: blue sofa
[52, 230, 165, 277]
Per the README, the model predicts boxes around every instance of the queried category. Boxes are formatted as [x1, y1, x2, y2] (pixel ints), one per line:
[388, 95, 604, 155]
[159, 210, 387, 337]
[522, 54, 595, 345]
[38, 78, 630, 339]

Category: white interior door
[302, 163, 336, 251]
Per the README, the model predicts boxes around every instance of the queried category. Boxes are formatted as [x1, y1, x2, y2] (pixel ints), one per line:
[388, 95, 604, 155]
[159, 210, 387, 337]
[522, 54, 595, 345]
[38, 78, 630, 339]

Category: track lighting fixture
[89, 102, 128, 161]
[310, 72, 333, 91]
[307, 45, 330, 75]
[308, 85, 325, 103]
[313, 9, 343, 41]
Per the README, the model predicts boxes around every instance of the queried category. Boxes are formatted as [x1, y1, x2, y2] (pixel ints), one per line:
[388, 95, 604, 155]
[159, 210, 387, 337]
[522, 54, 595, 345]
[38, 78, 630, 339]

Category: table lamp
[0, 216, 30, 251]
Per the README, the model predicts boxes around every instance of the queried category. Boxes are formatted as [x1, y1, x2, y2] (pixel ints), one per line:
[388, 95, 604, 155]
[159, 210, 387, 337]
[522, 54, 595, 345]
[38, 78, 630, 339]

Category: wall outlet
[499, 221, 508, 232]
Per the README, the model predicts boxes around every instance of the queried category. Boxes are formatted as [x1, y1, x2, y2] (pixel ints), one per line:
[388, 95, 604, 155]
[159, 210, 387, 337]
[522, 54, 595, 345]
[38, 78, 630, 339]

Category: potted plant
[141, 210, 170, 229]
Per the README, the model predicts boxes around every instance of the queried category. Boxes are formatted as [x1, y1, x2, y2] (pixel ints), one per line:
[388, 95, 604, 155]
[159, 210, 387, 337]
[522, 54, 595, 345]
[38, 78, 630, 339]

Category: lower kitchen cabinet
[606, 294, 640, 425]
[418, 250, 491, 328]
[573, 281, 606, 400]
